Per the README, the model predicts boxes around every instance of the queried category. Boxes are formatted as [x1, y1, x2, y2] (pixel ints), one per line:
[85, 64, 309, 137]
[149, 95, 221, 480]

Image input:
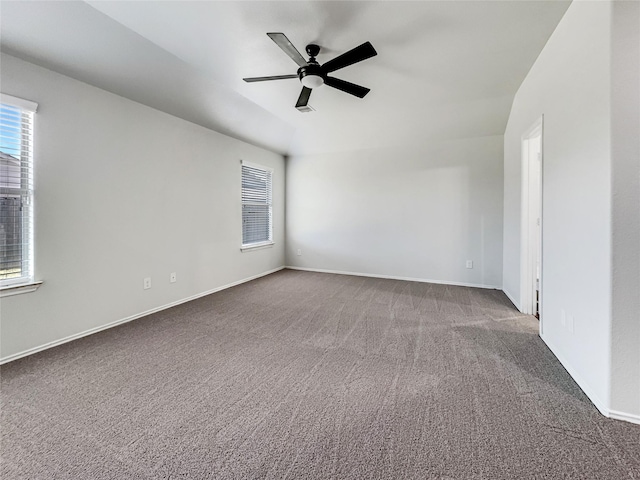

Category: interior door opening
[520, 117, 543, 328]
[529, 133, 542, 320]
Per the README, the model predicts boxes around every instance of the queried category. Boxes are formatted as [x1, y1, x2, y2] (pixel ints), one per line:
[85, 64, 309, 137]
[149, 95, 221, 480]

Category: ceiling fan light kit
[243, 33, 377, 111]
[299, 74, 324, 89]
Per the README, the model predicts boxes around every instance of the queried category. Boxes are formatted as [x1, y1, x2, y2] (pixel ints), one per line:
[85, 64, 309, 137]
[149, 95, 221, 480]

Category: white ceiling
[1, 1, 570, 156]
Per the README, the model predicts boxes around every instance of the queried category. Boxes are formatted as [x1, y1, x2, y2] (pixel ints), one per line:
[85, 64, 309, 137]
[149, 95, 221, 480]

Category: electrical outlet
[466, 260, 473, 269]
[170, 272, 177, 283]
[297, 249, 302, 256]
[560, 309, 574, 333]
[143, 277, 151, 290]
[567, 314, 574, 333]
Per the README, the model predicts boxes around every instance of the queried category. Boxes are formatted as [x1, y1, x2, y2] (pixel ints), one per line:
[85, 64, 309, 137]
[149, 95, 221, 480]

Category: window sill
[0, 281, 43, 298]
[241, 242, 275, 252]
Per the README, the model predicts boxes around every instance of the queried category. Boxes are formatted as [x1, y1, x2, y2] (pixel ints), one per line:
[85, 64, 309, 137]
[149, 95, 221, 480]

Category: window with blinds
[1, 94, 37, 287]
[241, 162, 273, 247]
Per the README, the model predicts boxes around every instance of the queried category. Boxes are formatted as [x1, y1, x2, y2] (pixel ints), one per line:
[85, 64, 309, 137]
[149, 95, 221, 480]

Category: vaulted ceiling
[1, 1, 570, 156]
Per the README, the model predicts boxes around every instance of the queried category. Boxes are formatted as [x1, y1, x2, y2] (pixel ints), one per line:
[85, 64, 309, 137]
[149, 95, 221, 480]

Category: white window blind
[241, 162, 273, 247]
[0, 94, 37, 287]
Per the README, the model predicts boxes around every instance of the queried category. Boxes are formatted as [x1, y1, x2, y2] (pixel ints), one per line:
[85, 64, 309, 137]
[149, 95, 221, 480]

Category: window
[241, 161, 273, 248]
[1, 94, 38, 288]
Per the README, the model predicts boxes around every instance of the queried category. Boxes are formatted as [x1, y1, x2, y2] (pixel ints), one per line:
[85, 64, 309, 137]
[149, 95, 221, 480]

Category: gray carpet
[1, 269, 638, 479]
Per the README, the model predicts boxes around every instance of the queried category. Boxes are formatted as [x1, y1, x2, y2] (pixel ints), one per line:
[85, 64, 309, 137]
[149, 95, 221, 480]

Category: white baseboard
[608, 409, 640, 425]
[540, 334, 610, 417]
[502, 288, 522, 312]
[0, 266, 285, 365]
[285, 266, 501, 290]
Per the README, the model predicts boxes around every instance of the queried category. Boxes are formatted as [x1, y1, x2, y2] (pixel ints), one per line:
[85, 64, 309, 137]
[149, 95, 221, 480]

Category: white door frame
[520, 116, 544, 329]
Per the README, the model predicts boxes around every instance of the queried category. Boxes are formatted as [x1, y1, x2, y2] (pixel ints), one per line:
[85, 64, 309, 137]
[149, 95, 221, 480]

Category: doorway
[520, 117, 543, 329]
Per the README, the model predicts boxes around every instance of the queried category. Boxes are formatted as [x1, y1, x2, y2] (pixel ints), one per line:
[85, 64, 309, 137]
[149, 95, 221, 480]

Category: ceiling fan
[243, 33, 377, 112]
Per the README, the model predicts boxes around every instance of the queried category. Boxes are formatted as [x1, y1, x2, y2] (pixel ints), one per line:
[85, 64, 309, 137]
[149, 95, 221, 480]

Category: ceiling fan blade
[267, 33, 308, 68]
[243, 74, 298, 83]
[295, 87, 313, 111]
[324, 77, 370, 98]
[321, 42, 377, 74]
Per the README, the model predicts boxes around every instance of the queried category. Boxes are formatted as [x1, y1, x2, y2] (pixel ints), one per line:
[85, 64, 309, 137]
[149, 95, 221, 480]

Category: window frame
[240, 160, 274, 251]
[0, 93, 40, 294]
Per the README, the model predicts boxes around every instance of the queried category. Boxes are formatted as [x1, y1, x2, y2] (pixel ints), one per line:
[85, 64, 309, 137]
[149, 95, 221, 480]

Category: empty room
[1, 1, 638, 478]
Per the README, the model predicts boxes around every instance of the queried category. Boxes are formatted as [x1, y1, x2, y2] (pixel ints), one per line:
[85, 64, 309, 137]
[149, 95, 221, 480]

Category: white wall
[503, 2, 612, 411]
[610, 0, 640, 420]
[0, 54, 285, 361]
[286, 136, 504, 288]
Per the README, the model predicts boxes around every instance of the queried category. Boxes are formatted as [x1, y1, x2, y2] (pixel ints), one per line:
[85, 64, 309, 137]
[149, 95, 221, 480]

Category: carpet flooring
[1, 269, 639, 479]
